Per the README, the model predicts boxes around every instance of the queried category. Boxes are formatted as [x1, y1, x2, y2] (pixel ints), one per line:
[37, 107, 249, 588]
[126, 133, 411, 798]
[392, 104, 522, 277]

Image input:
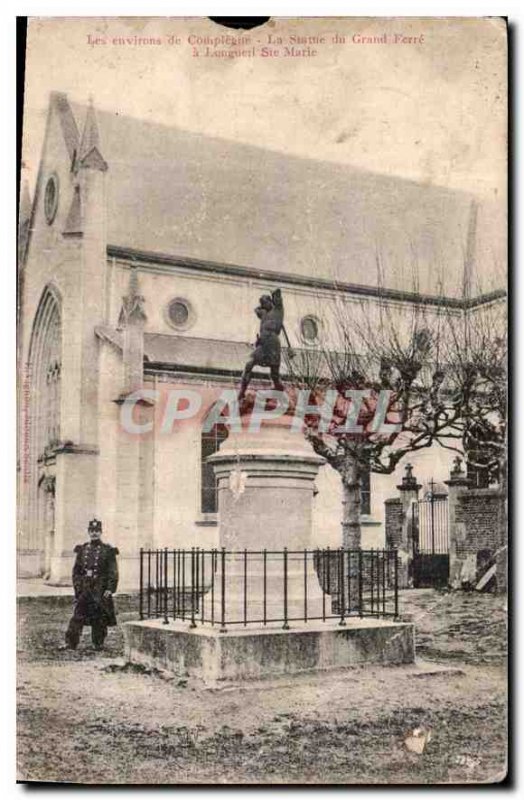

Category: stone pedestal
[124, 618, 415, 684]
[124, 414, 416, 680]
[207, 416, 326, 623]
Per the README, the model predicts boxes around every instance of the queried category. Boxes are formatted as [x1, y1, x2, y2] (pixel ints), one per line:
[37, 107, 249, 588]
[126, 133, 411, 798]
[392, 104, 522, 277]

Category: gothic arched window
[28, 288, 62, 456]
[23, 286, 62, 554]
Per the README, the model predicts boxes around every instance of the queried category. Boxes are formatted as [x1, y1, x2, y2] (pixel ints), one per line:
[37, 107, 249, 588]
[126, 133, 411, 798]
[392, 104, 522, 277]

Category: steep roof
[66, 98, 476, 295]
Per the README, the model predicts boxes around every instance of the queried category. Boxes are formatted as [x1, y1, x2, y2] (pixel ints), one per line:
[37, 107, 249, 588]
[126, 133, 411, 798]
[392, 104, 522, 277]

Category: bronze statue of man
[239, 288, 285, 400]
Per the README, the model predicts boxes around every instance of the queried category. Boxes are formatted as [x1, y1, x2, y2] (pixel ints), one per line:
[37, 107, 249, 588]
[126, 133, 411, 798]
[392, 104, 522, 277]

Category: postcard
[17, 16, 507, 784]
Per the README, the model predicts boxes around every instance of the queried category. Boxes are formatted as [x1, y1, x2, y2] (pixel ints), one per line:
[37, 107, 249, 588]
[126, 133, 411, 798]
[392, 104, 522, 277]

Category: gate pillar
[445, 457, 472, 588]
[396, 464, 421, 589]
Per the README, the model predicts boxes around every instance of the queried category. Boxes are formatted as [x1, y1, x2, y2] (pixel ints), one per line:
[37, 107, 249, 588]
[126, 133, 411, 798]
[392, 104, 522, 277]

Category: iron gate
[411, 493, 449, 588]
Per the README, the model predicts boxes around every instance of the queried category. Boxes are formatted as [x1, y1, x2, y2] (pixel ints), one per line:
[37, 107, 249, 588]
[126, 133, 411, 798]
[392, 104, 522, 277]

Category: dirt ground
[17, 589, 507, 785]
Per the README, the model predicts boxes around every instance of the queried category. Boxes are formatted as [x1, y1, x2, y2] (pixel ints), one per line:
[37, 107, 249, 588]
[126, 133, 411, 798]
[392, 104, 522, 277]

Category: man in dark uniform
[239, 288, 285, 400]
[64, 519, 119, 650]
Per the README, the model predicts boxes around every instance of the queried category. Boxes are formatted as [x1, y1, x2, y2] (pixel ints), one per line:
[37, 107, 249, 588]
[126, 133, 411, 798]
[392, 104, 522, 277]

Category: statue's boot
[238, 376, 249, 401]
[270, 368, 284, 393]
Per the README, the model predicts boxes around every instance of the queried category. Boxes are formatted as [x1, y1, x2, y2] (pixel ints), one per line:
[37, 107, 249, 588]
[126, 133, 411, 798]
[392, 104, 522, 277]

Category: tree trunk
[341, 459, 361, 550]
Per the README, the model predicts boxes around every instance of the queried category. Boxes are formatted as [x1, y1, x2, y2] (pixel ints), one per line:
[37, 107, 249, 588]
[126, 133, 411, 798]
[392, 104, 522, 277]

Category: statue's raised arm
[271, 288, 283, 309]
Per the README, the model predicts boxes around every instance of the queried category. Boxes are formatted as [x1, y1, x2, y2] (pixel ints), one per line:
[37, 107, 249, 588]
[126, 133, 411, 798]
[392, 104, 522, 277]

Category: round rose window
[167, 298, 193, 330]
[44, 175, 59, 224]
[300, 315, 319, 343]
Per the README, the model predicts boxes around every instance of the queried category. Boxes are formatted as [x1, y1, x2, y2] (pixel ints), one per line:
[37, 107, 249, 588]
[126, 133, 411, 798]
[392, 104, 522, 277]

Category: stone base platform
[123, 618, 415, 684]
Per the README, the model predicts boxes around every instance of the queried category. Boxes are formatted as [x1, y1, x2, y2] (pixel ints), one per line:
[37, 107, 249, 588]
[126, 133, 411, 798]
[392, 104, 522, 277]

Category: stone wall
[451, 487, 506, 591]
[455, 488, 506, 555]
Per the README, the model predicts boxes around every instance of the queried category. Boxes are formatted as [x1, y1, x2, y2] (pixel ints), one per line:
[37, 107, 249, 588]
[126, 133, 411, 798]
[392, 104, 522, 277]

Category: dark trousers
[65, 616, 108, 649]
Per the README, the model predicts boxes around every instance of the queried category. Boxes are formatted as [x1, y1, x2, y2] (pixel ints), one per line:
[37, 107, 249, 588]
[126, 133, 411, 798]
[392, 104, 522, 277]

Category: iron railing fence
[139, 548, 399, 632]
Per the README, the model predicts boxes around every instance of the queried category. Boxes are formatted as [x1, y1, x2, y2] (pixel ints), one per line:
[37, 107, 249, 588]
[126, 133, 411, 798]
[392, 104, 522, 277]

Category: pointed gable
[78, 97, 108, 172]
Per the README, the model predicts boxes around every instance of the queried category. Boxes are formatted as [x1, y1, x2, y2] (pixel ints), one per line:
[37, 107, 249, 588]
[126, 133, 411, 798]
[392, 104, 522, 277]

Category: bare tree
[441, 297, 507, 488]
[284, 281, 507, 548]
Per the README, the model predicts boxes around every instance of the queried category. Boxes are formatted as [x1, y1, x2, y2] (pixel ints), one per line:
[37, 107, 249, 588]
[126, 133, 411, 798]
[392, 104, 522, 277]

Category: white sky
[22, 16, 507, 203]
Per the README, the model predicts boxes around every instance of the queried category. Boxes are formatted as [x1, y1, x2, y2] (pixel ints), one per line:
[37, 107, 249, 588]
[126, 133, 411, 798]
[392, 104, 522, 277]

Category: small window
[201, 427, 229, 513]
[300, 315, 319, 344]
[44, 175, 59, 225]
[166, 298, 193, 330]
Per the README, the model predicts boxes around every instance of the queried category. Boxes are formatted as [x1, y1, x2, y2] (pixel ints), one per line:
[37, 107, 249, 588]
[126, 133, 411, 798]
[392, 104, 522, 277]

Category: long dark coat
[71, 540, 119, 627]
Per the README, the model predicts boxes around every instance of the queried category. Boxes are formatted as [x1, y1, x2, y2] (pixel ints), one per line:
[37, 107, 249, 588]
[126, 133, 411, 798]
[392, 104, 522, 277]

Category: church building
[17, 92, 503, 587]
